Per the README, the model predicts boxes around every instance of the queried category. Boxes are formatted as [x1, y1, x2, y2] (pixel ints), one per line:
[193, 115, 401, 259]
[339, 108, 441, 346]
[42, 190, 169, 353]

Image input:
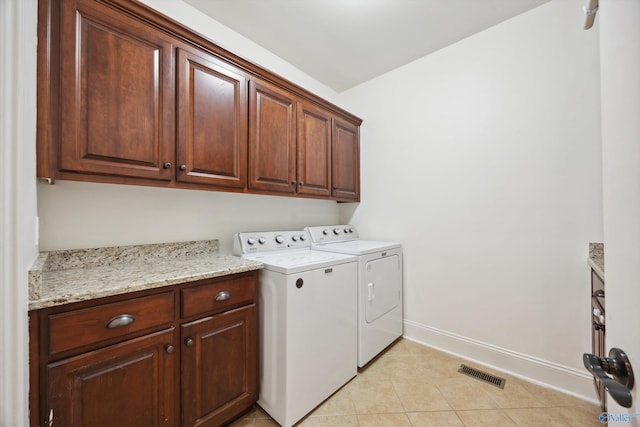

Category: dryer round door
[364, 255, 402, 323]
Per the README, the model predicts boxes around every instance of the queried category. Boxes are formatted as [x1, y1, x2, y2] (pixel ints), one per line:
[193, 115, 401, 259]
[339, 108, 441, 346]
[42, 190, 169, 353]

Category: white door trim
[0, 0, 38, 425]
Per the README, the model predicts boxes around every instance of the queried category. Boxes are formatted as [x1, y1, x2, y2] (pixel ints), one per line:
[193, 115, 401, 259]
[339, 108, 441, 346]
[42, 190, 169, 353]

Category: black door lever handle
[583, 348, 635, 408]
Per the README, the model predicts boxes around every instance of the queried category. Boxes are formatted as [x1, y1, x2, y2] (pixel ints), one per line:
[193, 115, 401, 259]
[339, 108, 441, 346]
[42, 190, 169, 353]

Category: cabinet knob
[185, 337, 194, 347]
[179, 164, 187, 171]
[291, 180, 297, 185]
[298, 181, 304, 186]
[163, 162, 172, 169]
[165, 344, 175, 354]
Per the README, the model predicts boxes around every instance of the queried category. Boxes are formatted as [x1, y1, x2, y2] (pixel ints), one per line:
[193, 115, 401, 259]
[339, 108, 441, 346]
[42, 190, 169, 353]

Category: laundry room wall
[37, 0, 343, 253]
[337, 0, 603, 398]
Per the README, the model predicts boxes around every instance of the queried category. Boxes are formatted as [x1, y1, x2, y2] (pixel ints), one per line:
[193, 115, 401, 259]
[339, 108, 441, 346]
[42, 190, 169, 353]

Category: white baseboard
[403, 319, 599, 405]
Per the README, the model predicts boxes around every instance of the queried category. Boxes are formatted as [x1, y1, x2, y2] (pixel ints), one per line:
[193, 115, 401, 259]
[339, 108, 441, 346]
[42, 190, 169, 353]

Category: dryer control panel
[306, 225, 359, 243]
[234, 230, 310, 254]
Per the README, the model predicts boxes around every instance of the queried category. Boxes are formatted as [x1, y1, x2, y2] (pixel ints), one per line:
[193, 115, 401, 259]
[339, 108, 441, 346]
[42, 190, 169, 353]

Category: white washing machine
[306, 225, 403, 367]
[234, 230, 357, 427]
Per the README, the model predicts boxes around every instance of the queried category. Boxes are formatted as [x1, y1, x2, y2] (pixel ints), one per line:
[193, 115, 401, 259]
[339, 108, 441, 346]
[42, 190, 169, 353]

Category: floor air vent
[458, 364, 506, 389]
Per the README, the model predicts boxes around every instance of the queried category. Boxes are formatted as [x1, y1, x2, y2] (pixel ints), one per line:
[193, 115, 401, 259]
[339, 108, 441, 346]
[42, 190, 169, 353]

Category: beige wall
[338, 0, 603, 399]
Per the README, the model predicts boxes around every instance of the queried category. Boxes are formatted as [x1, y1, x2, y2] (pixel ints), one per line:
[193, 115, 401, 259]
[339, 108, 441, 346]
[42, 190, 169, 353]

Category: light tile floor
[231, 339, 603, 427]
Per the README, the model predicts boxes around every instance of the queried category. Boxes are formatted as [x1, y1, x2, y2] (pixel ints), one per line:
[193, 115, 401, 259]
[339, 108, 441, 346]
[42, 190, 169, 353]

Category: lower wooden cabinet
[47, 329, 176, 427]
[181, 305, 257, 426]
[30, 271, 259, 427]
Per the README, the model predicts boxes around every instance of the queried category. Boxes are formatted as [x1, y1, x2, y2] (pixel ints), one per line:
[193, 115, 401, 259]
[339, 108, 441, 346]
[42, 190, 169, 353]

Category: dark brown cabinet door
[181, 305, 258, 427]
[176, 48, 247, 188]
[58, 0, 175, 180]
[248, 80, 297, 193]
[46, 328, 176, 427]
[332, 117, 360, 200]
[297, 101, 332, 197]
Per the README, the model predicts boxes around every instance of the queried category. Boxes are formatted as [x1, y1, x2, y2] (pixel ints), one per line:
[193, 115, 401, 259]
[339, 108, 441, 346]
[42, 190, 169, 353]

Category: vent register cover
[458, 364, 506, 389]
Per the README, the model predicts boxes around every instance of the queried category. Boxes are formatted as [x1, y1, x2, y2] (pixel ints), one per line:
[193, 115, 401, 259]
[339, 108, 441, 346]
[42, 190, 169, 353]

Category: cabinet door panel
[59, 0, 174, 180]
[182, 305, 257, 427]
[176, 48, 247, 188]
[332, 117, 360, 200]
[297, 102, 332, 197]
[46, 328, 176, 427]
[248, 80, 296, 193]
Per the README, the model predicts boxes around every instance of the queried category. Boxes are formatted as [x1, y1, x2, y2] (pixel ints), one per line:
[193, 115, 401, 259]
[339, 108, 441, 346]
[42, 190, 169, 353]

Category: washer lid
[311, 240, 401, 255]
[241, 249, 356, 274]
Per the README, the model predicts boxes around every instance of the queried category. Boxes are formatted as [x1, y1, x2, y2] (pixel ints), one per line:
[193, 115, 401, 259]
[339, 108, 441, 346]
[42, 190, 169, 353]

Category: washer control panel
[234, 230, 310, 254]
[306, 225, 359, 243]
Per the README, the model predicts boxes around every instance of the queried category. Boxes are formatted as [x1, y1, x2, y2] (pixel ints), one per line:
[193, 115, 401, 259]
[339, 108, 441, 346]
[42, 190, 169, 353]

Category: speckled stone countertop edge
[28, 240, 264, 311]
[28, 252, 48, 300]
[28, 258, 263, 311]
[589, 242, 604, 280]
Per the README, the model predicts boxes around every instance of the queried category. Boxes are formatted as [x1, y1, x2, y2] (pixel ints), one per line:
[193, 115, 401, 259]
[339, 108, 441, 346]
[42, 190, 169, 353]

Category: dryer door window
[364, 255, 401, 323]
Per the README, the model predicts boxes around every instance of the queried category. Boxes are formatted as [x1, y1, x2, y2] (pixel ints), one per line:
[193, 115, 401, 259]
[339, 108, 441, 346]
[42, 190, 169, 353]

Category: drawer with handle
[181, 274, 256, 318]
[47, 292, 174, 356]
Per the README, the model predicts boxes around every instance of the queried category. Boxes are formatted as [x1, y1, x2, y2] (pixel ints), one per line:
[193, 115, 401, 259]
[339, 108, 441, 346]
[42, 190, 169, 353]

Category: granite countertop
[28, 240, 263, 310]
[588, 242, 604, 280]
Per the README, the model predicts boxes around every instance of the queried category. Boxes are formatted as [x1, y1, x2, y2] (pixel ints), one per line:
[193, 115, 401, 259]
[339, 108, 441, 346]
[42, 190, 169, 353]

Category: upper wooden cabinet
[248, 79, 297, 194]
[297, 101, 333, 197]
[249, 82, 356, 200]
[332, 117, 360, 200]
[57, 0, 175, 181]
[176, 47, 247, 188]
[38, 0, 362, 201]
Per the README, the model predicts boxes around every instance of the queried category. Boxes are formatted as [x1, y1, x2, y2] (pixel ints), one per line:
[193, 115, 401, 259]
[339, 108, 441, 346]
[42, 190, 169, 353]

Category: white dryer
[234, 230, 357, 427]
[306, 225, 403, 367]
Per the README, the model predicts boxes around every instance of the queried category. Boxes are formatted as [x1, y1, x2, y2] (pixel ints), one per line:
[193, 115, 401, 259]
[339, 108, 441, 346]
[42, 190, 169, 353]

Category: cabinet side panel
[332, 118, 360, 200]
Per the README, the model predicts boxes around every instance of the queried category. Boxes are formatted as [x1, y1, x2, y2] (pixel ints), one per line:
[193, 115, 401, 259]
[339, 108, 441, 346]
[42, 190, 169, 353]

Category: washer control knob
[291, 235, 298, 242]
[247, 238, 256, 246]
[258, 237, 266, 245]
[348, 228, 354, 233]
[299, 234, 306, 241]
[333, 228, 341, 235]
[344, 228, 349, 233]
[322, 229, 329, 235]
[275, 235, 285, 244]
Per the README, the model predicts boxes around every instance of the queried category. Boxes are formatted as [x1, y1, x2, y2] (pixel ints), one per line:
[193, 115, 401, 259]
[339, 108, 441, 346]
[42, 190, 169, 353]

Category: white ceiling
[184, 0, 552, 92]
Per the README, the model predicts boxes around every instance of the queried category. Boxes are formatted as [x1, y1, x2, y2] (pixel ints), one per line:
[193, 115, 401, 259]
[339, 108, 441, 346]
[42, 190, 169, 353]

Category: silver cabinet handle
[185, 337, 194, 347]
[105, 314, 135, 329]
[165, 344, 174, 354]
[215, 291, 230, 302]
